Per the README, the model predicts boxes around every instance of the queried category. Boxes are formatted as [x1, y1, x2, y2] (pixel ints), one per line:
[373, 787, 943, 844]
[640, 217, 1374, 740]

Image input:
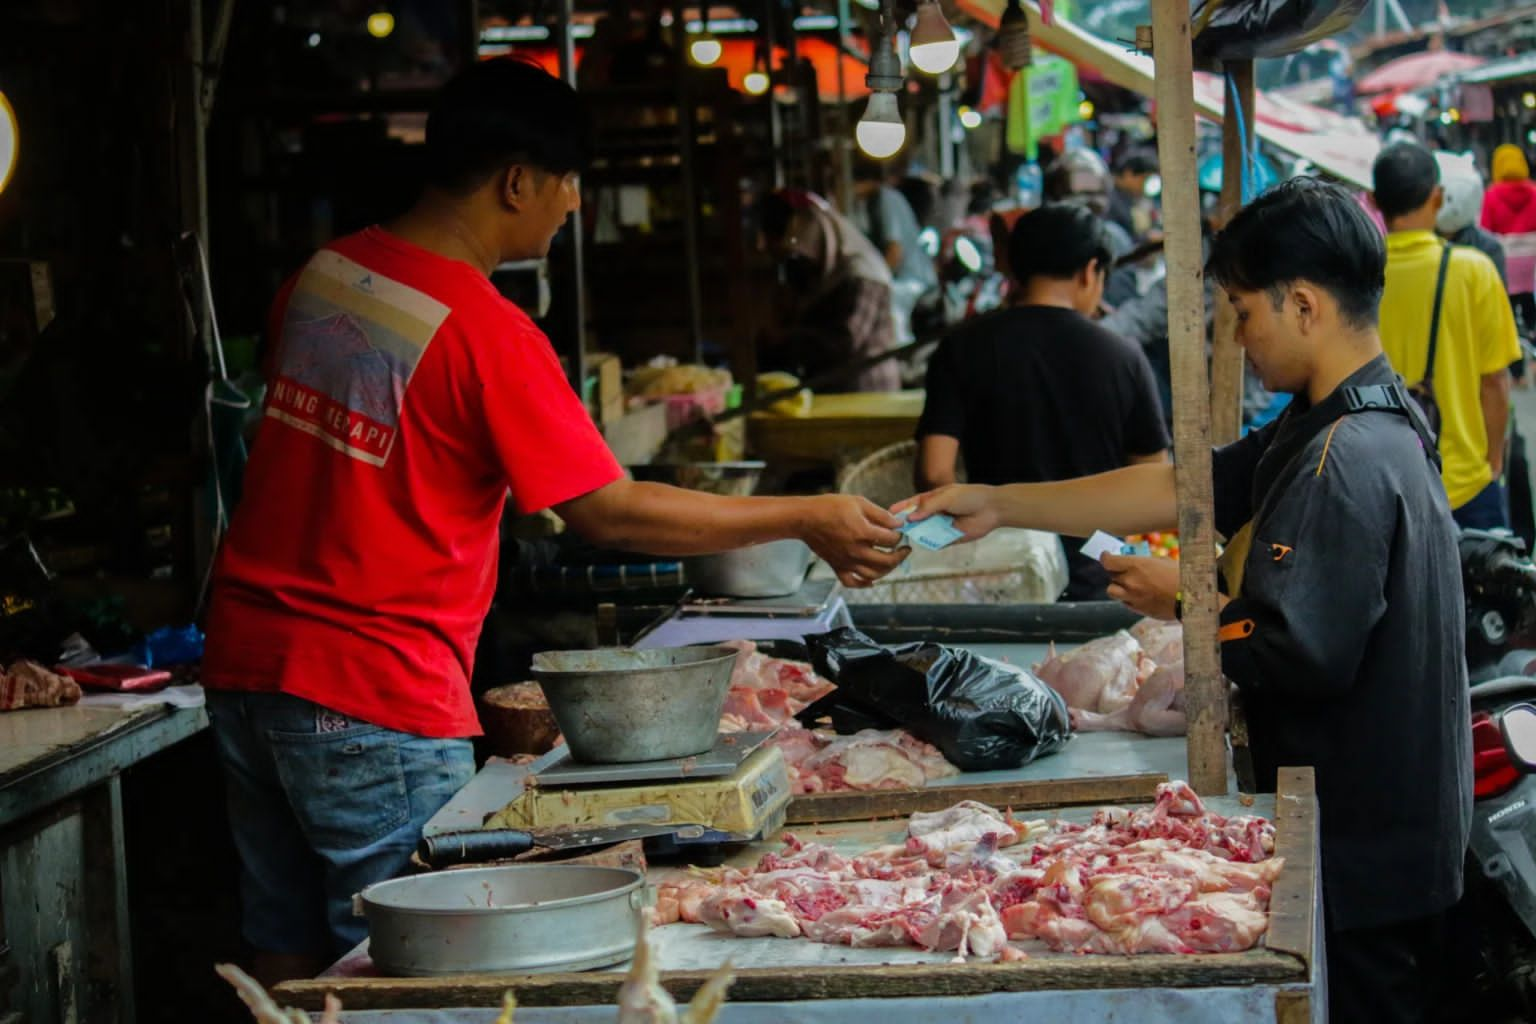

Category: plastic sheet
[1191, 0, 1368, 62]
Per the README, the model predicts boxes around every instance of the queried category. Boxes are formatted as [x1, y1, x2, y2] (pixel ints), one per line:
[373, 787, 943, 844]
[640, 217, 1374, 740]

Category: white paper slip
[1080, 530, 1127, 561]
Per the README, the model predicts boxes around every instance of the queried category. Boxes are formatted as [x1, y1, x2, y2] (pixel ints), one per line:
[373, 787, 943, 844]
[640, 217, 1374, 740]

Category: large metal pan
[682, 539, 814, 598]
[532, 645, 738, 763]
[358, 864, 645, 976]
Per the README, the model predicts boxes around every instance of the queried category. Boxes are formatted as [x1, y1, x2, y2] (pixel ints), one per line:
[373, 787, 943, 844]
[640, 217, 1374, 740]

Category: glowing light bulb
[958, 105, 982, 130]
[908, 1, 960, 75]
[1078, 99, 1095, 120]
[1524, 92, 1536, 110]
[366, 10, 395, 38]
[856, 91, 906, 159]
[0, 91, 17, 197]
[689, 31, 723, 66]
[744, 68, 771, 95]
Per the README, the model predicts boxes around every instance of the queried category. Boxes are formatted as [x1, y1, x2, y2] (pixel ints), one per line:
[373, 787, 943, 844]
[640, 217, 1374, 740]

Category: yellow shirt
[1379, 230, 1520, 509]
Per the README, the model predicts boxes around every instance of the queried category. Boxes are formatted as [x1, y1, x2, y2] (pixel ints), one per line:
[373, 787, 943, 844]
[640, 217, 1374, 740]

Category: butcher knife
[417, 824, 690, 869]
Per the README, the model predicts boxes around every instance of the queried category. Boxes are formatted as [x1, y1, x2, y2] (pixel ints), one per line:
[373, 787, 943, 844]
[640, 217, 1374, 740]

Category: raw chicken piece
[917, 887, 1009, 959]
[618, 917, 735, 1024]
[698, 890, 802, 938]
[1073, 664, 1187, 737]
[721, 640, 835, 704]
[217, 963, 342, 1024]
[0, 660, 82, 711]
[1130, 618, 1184, 667]
[1034, 632, 1150, 714]
[907, 801, 1022, 862]
[1162, 891, 1271, 953]
[768, 725, 957, 795]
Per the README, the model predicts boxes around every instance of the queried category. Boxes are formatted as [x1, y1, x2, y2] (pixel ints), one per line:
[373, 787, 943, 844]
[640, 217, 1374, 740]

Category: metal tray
[358, 864, 645, 976]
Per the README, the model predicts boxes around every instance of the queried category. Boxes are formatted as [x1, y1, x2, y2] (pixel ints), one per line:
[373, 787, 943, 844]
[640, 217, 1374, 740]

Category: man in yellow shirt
[1373, 142, 1521, 527]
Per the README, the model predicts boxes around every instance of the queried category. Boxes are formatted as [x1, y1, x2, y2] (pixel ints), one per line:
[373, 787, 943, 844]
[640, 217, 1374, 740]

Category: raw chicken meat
[1033, 632, 1151, 715]
[1073, 663, 1187, 737]
[1130, 618, 1184, 667]
[617, 918, 734, 1024]
[716, 642, 834, 732]
[768, 724, 958, 795]
[656, 782, 1283, 961]
[0, 660, 82, 711]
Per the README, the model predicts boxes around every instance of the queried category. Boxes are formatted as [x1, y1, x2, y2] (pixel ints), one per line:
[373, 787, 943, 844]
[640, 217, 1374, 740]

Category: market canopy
[957, 0, 1381, 188]
[1357, 49, 1485, 96]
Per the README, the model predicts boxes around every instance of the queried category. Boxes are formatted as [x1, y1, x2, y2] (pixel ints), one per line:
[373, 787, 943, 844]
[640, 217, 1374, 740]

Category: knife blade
[416, 824, 685, 869]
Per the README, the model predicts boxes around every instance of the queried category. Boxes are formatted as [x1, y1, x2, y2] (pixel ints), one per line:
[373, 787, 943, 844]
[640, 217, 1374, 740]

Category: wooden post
[1210, 60, 1254, 446]
[1150, 0, 1227, 796]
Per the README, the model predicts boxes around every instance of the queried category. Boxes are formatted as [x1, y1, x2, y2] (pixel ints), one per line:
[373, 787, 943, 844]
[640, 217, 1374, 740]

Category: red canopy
[1357, 50, 1484, 96]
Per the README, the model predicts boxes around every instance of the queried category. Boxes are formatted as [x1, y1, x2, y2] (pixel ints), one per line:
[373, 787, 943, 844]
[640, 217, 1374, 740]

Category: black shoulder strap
[1423, 243, 1453, 387]
[1342, 380, 1442, 470]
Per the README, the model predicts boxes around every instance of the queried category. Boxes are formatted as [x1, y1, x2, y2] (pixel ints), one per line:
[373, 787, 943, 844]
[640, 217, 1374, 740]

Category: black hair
[897, 176, 937, 226]
[424, 58, 592, 194]
[757, 191, 795, 241]
[1206, 178, 1385, 329]
[1007, 202, 1113, 283]
[1371, 141, 1440, 220]
[1114, 151, 1158, 176]
[853, 160, 889, 184]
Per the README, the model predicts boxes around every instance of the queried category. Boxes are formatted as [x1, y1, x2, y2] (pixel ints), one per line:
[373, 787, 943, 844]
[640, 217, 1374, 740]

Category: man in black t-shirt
[915, 203, 1170, 599]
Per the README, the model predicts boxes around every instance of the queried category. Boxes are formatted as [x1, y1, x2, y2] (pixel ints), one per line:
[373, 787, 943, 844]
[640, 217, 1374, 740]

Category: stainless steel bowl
[532, 645, 739, 763]
[683, 539, 814, 597]
[359, 864, 645, 976]
[627, 461, 765, 496]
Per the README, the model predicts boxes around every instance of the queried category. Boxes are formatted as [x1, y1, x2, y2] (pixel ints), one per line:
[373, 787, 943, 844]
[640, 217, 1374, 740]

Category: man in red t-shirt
[203, 58, 907, 984]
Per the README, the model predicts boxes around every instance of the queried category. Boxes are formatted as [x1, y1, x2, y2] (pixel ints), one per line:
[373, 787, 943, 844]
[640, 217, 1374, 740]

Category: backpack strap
[1342, 380, 1442, 471]
[1422, 242, 1453, 387]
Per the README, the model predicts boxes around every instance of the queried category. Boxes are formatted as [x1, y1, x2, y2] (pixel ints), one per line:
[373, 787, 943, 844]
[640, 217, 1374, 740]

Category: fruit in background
[1126, 531, 1180, 559]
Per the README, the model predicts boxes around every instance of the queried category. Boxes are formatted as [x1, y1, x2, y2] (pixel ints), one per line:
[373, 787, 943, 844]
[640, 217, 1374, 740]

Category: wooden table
[747, 391, 924, 468]
[0, 700, 210, 1024]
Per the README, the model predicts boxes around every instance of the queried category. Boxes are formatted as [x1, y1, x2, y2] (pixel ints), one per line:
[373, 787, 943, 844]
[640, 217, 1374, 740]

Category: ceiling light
[1524, 92, 1536, 110]
[0, 91, 17, 196]
[366, 10, 395, 38]
[306, 31, 322, 47]
[689, 29, 723, 66]
[857, 91, 906, 159]
[744, 66, 771, 95]
[995, 0, 1031, 72]
[908, 0, 960, 75]
[958, 105, 982, 129]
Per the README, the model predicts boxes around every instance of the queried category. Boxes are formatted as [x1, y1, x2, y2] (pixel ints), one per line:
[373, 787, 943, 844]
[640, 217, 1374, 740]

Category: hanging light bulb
[995, 0, 1031, 72]
[366, 9, 395, 38]
[689, 23, 723, 66]
[908, 0, 961, 75]
[958, 105, 983, 130]
[0, 91, 17, 197]
[743, 59, 771, 95]
[857, 91, 905, 159]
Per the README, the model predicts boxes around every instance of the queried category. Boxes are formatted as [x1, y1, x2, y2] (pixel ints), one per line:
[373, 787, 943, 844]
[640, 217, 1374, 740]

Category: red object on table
[56, 664, 174, 693]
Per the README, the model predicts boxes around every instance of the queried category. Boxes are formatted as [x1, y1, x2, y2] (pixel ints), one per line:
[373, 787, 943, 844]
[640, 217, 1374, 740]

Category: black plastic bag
[1191, 0, 1367, 62]
[800, 628, 1070, 773]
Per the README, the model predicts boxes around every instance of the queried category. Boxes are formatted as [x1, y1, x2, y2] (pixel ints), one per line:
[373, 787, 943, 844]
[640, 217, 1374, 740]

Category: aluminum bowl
[683, 539, 814, 598]
[531, 645, 739, 763]
[359, 864, 644, 976]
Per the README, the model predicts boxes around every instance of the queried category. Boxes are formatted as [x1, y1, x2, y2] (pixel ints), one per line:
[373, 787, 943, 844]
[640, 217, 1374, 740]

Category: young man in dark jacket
[901, 179, 1471, 1023]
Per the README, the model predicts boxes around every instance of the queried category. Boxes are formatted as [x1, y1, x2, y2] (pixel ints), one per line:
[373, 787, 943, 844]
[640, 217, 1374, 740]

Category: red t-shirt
[202, 227, 623, 737]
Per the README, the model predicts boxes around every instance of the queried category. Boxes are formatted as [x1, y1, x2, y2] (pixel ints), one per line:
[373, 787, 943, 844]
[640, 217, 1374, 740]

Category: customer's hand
[802, 495, 908, 588]
[891, 484, 1001, 543]
[1100, 553, 1180, 620]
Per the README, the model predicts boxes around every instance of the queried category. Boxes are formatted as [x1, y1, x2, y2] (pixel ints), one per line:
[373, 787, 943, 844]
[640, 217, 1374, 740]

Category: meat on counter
[0, 660, 82, 711]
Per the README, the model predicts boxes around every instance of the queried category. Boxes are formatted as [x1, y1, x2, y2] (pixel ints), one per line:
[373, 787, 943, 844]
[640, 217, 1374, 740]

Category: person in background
[1373, 142, 1521, 529]
[203, 61, 908, 986]
[1482, 144, 1536, 334]
[1043, 149, 1138, 308]
[900, 178, 1470, 1024]
[851, 162, 941, 344]
[757, 188, 901, 392]
[1108, 150, 1159, 240]
[1437, 154, 1507, 286]
[915, 203, 1169, 600]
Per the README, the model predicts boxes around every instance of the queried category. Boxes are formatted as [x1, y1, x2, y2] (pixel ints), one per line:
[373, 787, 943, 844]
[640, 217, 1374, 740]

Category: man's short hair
[1206, 178, 1386, 329]
[424, 58, 591, 194]
[1371, 142, 1440, 221]
[1008, 203, 1113, 283]
[1114, 151, 1158, 177]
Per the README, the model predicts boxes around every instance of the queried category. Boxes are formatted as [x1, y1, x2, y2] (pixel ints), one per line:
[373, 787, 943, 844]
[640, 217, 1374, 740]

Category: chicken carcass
[907, 801, 1023, 863]
[767, 724, 957, 795]
[1073, 663, 1187, 737]
[1129, 618, 1184, 667]
[619, 917, 735, 1024]
[1033, 632, 1151, 715]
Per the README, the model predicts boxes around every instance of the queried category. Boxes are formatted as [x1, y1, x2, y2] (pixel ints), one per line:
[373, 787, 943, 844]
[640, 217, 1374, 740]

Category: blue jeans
[1453, 480, 1510, 531]
[206, 690, 474, 956]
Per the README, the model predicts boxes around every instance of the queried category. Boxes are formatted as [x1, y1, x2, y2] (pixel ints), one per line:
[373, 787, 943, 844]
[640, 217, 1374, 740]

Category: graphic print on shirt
[266, 250, 451, 466]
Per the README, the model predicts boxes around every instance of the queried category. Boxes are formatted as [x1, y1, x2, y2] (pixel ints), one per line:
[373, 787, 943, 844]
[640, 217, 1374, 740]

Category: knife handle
[417, 829, 536, 869]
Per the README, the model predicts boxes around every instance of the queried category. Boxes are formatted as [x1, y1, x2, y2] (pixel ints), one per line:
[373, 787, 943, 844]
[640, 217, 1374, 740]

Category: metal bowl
[683, 539, 814, 597]
[359, 864, 644, 976]
[532, 645, 739, 763]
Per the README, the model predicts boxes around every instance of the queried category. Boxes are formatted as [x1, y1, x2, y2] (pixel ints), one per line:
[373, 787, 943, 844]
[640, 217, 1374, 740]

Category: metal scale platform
[634, 579, 852, 649]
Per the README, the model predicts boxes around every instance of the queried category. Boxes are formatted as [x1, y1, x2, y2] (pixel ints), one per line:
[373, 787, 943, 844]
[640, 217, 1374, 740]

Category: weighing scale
[634, 578, 852, 649]
[483, 731, 793, 861]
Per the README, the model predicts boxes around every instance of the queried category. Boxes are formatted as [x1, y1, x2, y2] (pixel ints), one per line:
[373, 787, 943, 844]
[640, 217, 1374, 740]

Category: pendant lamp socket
[996, 0, 1032, 72]
[865, 27, 904, 92]
[908, 0, 960, 75]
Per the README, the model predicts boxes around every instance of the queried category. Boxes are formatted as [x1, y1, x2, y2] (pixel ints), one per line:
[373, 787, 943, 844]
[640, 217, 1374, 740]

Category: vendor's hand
[891, 484, 1001, 543]
[802, 495, 909, 588]
[1100, 553, 1180, 620]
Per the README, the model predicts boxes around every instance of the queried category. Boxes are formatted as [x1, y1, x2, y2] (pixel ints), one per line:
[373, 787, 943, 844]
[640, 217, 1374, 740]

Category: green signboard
[1006, 54, 1081, 157]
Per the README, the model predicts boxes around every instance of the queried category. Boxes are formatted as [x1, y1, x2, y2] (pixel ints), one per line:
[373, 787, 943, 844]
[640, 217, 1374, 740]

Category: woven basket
[833, 442, 1068, 604]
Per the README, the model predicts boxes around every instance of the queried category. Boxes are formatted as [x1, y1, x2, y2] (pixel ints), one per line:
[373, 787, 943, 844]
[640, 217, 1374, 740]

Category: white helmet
[1434, 151, 1484, 236]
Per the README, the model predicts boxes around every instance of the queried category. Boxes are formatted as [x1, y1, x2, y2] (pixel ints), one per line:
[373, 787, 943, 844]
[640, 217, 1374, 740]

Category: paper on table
[1080, 530, 1126, 561]
[79, 683, 207, 711]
